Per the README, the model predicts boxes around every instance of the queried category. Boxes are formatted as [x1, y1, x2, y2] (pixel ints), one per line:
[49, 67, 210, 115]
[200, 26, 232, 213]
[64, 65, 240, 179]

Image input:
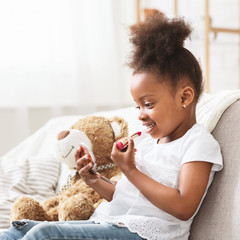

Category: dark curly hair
[128, 13, 203, 100]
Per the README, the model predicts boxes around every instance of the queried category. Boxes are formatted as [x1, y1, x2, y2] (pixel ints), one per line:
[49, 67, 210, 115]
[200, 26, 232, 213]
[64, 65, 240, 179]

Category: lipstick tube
[116, 131, 141, 150]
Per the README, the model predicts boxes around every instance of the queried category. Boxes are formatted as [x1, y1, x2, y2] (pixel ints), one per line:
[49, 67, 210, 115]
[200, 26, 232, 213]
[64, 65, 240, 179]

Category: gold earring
[183, 104, 187, 109]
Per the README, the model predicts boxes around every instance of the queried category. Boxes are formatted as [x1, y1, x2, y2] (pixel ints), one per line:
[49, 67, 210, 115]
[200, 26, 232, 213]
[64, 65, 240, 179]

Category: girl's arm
[75, 147, 116, 201]
[111, 138, 212, 221]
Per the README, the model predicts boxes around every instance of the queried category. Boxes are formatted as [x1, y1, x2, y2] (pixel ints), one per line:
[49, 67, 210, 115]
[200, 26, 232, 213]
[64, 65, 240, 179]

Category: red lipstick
[116, 131, 142, 150]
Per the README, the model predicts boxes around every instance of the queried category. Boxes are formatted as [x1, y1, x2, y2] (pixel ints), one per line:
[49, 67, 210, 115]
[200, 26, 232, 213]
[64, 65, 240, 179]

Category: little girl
[1, 13, 222, 240]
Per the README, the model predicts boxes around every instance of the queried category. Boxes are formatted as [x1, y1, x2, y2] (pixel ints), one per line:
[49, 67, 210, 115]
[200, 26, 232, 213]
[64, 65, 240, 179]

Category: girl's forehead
[131, 72, 170, 93]
[130, 72, 185, 102]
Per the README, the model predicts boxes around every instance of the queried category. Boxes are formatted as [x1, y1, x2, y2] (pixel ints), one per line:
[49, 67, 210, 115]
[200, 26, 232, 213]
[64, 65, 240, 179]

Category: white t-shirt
[90, 123, 223, 240]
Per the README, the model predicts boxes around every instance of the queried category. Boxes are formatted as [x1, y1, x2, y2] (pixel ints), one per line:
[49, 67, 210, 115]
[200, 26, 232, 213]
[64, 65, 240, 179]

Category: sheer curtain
[0, 0, 136, 155]
[0, 0, 136, 107]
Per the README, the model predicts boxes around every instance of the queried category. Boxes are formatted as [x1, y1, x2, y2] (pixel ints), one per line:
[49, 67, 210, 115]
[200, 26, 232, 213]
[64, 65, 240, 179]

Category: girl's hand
[111, 138, 137, 175]
[75, 146, 100, 185]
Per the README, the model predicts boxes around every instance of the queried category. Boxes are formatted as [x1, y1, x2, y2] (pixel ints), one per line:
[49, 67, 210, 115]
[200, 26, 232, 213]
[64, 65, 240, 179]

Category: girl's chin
[145, 124, 156, 134]
[146, 128, 164, 140]
[146, 130, 161, 139]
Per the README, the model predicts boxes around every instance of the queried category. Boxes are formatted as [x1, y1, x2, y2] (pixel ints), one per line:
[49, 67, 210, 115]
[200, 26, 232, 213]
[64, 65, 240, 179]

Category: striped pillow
[0, 154, 60, 229]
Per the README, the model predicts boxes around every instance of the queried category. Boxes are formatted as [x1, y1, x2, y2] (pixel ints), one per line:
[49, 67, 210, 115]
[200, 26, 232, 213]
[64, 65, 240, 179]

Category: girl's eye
[145, 103, 153, 108]
[135, 103, 153, 109]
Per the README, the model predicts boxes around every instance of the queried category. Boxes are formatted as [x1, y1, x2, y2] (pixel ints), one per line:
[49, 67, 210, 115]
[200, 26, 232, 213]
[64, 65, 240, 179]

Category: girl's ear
[180, 86, 195, 108]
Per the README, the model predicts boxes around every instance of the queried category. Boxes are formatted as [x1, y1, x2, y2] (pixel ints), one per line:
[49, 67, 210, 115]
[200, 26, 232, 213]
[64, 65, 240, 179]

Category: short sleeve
[180, 124, 223, 172]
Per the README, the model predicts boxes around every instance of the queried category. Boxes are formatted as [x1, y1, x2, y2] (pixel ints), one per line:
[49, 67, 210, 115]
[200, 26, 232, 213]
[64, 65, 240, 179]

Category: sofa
[0, 90, 240, 239]
[190, 99, 240, 239]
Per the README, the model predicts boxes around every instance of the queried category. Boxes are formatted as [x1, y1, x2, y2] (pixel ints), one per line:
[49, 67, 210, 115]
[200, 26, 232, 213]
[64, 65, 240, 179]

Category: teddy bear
[10, 115, 128, 222]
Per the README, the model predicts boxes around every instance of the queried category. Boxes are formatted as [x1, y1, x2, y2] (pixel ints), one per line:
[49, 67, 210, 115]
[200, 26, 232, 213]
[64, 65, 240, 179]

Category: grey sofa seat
[190, 100, 240, 239]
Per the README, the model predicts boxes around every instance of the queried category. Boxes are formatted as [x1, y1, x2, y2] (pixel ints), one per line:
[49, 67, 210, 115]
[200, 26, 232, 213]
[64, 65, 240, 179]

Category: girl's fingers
[81, 146, 92, 160]
[78, 162, 92, 174]
[127, 137, 134, 151]
[74, 146, 82, 161]
[74, 146, 100, 184]
[76, 155, 92, 171]
[75, 146, 87, 161]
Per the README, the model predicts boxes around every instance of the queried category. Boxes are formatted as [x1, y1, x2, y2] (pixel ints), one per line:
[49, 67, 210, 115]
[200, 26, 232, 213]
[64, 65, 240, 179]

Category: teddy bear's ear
[109, 116, 129, 141]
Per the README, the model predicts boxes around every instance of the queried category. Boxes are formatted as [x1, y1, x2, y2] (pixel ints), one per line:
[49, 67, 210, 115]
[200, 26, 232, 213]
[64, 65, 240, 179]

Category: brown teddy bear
[10, 115, 128, 222]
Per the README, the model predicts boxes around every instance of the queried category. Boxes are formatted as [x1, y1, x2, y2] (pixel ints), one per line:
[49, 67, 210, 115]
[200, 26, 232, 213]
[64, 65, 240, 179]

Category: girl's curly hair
[128, 13, 203, 100]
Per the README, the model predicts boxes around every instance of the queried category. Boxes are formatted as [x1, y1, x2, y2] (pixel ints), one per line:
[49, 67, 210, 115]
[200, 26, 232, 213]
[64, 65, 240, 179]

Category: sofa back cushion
[190, 100, 240, 239]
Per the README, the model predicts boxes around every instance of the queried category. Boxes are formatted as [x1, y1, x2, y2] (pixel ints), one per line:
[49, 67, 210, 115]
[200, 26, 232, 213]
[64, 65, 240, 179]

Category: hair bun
[129, 12, 192, 65]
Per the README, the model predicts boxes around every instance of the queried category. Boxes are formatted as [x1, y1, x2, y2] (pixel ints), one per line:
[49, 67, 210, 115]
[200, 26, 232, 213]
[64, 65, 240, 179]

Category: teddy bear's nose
[57, 130, 70, 140]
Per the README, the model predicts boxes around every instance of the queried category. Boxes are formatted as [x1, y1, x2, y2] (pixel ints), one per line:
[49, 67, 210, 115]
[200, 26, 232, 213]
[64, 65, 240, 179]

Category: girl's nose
[138, 109, 147, 121]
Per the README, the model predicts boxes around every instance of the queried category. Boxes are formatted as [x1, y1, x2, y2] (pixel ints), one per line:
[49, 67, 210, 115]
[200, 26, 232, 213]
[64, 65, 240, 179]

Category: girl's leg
[0, 220, 39, 240]
[0, 220, 145, 240]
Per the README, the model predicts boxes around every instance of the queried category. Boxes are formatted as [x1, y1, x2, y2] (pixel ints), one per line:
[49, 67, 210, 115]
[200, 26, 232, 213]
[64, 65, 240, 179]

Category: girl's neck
[158, 114, 196, 144]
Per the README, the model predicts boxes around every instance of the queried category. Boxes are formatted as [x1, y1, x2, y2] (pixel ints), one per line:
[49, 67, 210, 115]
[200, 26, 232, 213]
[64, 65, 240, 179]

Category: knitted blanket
[197, 90, 240, 132]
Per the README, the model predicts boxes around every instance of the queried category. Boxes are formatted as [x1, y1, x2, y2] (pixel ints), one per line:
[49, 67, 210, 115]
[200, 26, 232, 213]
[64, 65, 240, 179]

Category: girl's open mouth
[144, 122, 156, 133]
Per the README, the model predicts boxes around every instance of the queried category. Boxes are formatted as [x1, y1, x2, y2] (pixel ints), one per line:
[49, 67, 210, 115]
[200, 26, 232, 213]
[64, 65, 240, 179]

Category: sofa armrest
[190, 100, 240, 239]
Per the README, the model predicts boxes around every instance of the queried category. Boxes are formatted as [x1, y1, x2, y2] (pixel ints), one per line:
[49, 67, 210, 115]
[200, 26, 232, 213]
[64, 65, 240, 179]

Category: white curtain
[0, 0, 135, 108]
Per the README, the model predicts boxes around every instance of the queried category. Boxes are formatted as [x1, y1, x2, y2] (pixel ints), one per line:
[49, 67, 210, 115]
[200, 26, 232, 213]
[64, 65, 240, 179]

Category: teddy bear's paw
[43, 197, 60, 221]
[58, 194, 94, 221]
[10, 196, 51, 222]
